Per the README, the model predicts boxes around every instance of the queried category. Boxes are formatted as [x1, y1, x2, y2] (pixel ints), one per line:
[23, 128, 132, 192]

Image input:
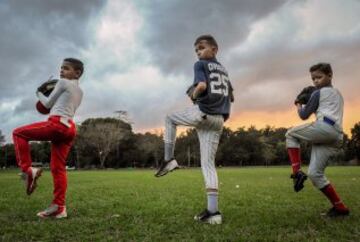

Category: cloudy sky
[1, 0, 360, 142]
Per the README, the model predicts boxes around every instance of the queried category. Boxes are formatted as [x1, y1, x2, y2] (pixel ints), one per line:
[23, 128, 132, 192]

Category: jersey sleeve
[36, 79, 66, 108]
[298, 90, 320, 120]
[193, 61, 207, 85]
[228, 79, 235, 102]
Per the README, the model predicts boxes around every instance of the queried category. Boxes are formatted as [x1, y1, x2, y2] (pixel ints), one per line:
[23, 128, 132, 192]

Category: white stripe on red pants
[12, 115, 76, 206]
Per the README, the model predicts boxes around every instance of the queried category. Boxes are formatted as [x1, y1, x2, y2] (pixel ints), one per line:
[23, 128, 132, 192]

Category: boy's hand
[186, 82, 207, 103]
[294, 86, 316, 105]
[186, 85, 196, 102]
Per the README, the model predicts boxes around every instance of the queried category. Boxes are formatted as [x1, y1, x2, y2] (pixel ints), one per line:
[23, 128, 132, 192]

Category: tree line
[1, 118, 359, 169]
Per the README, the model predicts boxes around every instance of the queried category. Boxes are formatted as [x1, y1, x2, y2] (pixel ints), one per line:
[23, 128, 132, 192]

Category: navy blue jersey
[193, 58, 233, 120]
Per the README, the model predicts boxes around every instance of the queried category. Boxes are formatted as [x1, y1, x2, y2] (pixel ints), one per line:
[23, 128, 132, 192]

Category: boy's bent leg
[13, 121, 53, 172]
[286, 123, 318, 192]
[156, 106, 204, 177]
[12, 121, 54, 195]
[164, 114, 177, 162]
[164, 106, 205, 159]
[308, 145, 349, 216]
[307, 145, 332, 189]
[154, 112, 180, 177]
[286, 123, 315, 173]
[50, 141, 72, 207]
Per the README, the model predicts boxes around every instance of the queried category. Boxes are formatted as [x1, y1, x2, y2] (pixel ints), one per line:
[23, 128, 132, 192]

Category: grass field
[0, 167, 359, 242]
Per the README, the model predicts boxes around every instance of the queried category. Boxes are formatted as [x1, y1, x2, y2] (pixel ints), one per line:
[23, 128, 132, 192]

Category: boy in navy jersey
[155, 35, 234, 224]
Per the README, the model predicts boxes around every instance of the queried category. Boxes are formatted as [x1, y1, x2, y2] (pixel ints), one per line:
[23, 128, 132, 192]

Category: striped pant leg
[196, 115, 224, 190]
[164, 105, 204, 145]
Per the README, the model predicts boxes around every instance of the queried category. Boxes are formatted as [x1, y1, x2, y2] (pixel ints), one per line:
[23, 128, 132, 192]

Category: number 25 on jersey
[209, 73, 230, 96]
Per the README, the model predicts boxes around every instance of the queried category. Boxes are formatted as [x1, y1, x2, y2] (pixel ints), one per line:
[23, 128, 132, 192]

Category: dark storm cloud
[0, 0, 106, 140]
[139, 0, 289, 74]
[138, 0, 360, 128]
[0, 0, 106, 106]
[227, 27, 360, 112]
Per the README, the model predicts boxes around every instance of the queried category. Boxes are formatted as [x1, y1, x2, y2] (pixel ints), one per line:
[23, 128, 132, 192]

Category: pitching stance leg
[196, 115, 223, 213]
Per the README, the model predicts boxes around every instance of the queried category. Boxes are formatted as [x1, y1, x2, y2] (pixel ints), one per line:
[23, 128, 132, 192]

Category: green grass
[0, 167, 359, 242]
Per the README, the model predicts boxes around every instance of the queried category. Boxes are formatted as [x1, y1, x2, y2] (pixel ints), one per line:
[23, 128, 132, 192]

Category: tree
[0, 130, 4, 146]
[0, 130, 6, 167]
[175, 128, 200, 167]
[350, 122, 360, 162]
[76, 118, 132, 168]
[30, 141, 51, 164]
[134, 132, 163, 168]
[0, 144, 16, 168]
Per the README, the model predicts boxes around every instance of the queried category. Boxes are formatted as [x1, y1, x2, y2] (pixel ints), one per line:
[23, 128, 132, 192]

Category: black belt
[323, 116, 335, 126]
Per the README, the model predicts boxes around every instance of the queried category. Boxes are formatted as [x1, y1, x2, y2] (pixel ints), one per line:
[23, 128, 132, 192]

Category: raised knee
[285, 128, 294, 139]
[165, 114, 172, 122]
[13, 128, 21, 137]
[307, 169, 325, 188]
[307, 169, 317, 181]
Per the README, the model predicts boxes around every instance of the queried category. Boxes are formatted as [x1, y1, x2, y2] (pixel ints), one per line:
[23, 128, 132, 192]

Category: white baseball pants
[286, 120, 343, 189]
[164, 105, 224, 190]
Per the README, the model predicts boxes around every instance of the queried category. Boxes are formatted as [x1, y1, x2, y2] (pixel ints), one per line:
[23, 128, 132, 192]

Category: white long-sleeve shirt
[36, 78, 83, 119]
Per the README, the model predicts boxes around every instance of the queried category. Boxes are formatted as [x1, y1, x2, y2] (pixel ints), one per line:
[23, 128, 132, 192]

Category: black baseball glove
[186, 85, 196, 102]
[37, 78, 58, 97]
[294, 86, 316, 105]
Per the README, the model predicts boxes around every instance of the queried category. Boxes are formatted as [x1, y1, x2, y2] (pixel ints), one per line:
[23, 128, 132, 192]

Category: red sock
[287, 148, 301, 174]
[321, 184, 347, 210]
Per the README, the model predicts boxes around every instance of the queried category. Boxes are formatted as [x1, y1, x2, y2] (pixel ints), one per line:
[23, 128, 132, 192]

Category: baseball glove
[35, 77, 58, 115]
[294, 86, 316, 105]
[37, 78, 58, 97]
[186, 85, 196, 102]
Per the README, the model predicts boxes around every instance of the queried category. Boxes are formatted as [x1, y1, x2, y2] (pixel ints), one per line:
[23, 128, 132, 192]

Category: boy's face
[195, 40, 217, 60]
[311, 70, 332, 88]
[60, 61, 81, 80]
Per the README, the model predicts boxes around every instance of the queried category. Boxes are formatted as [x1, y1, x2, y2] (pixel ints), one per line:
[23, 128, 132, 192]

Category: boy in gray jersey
[155, 35, 234, 224]
[286, 63, 350, 217]
[13, 58, 84, 218]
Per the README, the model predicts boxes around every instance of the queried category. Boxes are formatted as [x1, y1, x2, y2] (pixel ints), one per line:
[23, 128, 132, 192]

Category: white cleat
[21, 167, 43, 195]
[194, 209, 222, 225]
[37, 204, 67, 219]
[155, 159, 179, 177]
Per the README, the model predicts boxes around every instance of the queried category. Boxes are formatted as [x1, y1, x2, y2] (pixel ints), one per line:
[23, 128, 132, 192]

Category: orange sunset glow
[226, 100, 360, 136]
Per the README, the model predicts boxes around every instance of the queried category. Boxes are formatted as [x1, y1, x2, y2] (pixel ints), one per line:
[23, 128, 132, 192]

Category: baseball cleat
[37, 204, 67, 219]
[321, 207, 350, 218]
[154, 159, 179, 177]
[21, 167, 43, 195]
[290, 170, 307, 192]
[194, 209, 222, 225]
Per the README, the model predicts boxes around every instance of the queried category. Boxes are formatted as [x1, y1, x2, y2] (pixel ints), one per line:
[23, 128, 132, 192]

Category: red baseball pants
[13, 116, 76, 206]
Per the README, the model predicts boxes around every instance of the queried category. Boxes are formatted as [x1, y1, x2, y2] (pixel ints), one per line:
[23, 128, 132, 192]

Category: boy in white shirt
[13, 58, 84, 218]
